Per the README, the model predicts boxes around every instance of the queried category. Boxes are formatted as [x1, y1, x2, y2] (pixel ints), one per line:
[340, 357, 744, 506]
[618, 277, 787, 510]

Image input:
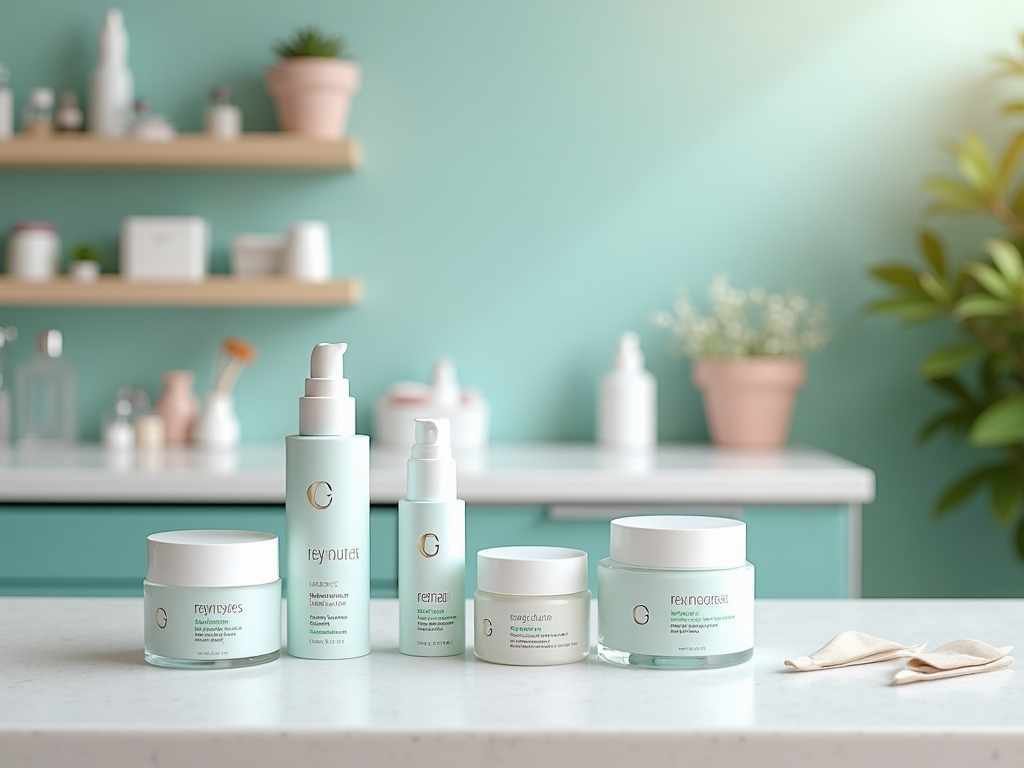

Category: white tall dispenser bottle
[597, 332, 657, 452]
[398, 418, 466, 656]
[286, 343, 370, 659]
[0, 62, 13, 141]
[89, 8, 134, 137]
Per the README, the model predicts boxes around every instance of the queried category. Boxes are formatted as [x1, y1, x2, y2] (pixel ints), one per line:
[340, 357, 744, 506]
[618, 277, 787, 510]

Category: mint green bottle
[398, 418, 466, 656]
[286, 343, 370, 659]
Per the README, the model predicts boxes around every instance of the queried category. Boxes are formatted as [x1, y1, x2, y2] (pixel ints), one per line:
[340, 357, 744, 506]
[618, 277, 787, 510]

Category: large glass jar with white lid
[598, 515, 754, 669]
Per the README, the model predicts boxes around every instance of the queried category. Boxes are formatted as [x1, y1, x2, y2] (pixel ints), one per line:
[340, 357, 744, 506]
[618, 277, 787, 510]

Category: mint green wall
[2, 1, 1023, 597]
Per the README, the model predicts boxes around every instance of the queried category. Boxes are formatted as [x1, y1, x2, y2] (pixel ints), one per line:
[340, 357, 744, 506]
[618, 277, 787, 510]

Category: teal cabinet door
[462, 505, 850, 599]
[0, 506, 399, 597]
[0, 504, 848, 598]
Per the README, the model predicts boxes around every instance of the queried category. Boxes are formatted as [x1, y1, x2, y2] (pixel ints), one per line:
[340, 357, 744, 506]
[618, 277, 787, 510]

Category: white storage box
[120, 217, 209, 282]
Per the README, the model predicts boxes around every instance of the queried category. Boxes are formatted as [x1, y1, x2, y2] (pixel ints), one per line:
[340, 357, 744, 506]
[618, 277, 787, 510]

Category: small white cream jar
[598, 516, 754, 669]
[473, 546, 591, 666]
[144, 530, 282, 669]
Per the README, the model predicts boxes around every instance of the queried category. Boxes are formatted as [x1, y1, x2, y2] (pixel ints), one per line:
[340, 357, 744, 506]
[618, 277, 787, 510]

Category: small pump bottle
[597, 332, 657, 452]
[398, 418, 466, 656]
[285, 342, 370, 659]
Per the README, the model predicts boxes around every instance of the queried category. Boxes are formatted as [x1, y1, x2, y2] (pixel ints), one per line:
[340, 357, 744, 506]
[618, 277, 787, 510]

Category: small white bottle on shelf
[56, 91, 84, 132]
[0, 62, 13, 140]
[205, 84, 242, 140]
[88, 8, 134, 137]
[597, 331, 657, 452]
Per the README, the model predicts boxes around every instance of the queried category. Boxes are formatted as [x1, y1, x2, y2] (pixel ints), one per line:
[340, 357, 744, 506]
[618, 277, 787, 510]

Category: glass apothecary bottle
[0, 326, 17, 443]
[16, 329, 77, 445]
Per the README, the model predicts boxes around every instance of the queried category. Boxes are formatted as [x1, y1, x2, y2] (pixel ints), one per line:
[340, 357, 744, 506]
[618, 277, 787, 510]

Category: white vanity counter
[0, 597, 1019, 768]
[0, 441, 875, 506]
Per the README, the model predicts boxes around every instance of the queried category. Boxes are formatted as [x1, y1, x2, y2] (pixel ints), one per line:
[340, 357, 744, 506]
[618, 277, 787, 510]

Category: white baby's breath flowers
[652, 275, 829, 358]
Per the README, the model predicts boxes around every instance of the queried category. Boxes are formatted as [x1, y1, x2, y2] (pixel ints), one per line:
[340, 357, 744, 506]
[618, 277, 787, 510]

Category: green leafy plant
[275, 25, 346, 59]
[69, 242, 100, 262]
[868, 35, 1024, 559]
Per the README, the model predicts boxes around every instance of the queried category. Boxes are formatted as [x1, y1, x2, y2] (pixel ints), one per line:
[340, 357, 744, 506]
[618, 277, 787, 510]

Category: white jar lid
[147, 530, 279, 588]
[477, 546, 589, 596]
[610, 516, 746, 569]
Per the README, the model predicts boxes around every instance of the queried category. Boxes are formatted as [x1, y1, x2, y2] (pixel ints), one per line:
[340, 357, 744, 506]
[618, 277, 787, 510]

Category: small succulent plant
[275, 26, 346, 59]
[69, 242, 100, 262]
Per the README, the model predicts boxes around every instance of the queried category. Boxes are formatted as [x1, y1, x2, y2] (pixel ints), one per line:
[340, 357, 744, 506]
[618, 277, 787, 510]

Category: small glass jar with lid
[22, 87, 54, 136]
[473, 546, 591, 666]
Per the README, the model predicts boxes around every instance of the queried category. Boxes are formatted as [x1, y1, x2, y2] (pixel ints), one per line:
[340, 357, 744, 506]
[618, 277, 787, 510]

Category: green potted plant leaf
[653, 276, 829, 449]
[866, 35, 1024, 560]
[266, 25, 361, 139]
[68, 242, 101, 283]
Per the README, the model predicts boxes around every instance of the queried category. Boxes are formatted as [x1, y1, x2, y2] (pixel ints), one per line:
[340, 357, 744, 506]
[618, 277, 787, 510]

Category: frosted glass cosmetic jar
[144, 530, 282, 669]
[598, 516, 754, 669]
[474, 546, 591, 666]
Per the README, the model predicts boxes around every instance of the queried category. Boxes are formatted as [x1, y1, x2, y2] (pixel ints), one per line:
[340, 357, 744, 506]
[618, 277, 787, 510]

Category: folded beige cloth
[785, 631, 926, 671]
[891, 639, 1014, 685]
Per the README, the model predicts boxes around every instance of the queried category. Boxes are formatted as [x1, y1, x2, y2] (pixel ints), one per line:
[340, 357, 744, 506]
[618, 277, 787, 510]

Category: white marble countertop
[0, 441, 875, 506]
[0, 598, 1019, 767]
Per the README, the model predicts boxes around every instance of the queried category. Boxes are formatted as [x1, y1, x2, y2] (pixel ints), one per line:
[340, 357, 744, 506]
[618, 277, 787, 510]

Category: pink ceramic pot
[155, 370, 200, 446]
[692, 358, 807, 450]
[266, 58, 361, 139]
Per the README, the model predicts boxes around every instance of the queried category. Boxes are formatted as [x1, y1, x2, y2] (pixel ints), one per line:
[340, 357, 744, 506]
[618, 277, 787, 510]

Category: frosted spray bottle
[398, 417, 466, 656]
[286, 342, 370, 659]
[89, 8, 134, 137]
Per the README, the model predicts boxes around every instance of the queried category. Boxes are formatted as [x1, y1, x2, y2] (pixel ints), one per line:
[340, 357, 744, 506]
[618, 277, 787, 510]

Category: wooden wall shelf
[0, 275, 364, 307]
[0, 134, 361, 171]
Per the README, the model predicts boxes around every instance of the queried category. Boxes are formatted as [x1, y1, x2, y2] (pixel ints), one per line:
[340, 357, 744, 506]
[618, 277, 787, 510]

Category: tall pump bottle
[89, 8, 134, 137]
[597, 332, 657, 452]
[286, 342, 370, 659]
[398, 417, 466, 656]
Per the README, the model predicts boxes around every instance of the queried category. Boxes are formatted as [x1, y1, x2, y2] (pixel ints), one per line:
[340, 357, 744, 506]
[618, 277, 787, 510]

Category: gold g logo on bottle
[632, 604, 650, 625]
[417, 533, 440, 558]
[306, 481, 333, 509]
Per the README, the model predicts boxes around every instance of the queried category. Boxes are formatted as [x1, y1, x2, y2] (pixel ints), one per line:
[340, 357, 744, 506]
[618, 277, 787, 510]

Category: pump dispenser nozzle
[311, 341, 345, 379]
[299, 342, 355, 436]
[613, 332, 644, 373]
[430, 359, 460, 408]
[406, 417, 457, 501]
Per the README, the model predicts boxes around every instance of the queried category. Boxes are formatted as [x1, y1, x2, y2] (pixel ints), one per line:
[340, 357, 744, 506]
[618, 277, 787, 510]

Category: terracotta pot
[266, 58, 361, 139]
[692, 358, 807, 450]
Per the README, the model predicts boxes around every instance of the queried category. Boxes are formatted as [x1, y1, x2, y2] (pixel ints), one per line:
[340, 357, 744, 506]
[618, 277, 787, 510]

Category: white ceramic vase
[193, 392, 240, 450]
